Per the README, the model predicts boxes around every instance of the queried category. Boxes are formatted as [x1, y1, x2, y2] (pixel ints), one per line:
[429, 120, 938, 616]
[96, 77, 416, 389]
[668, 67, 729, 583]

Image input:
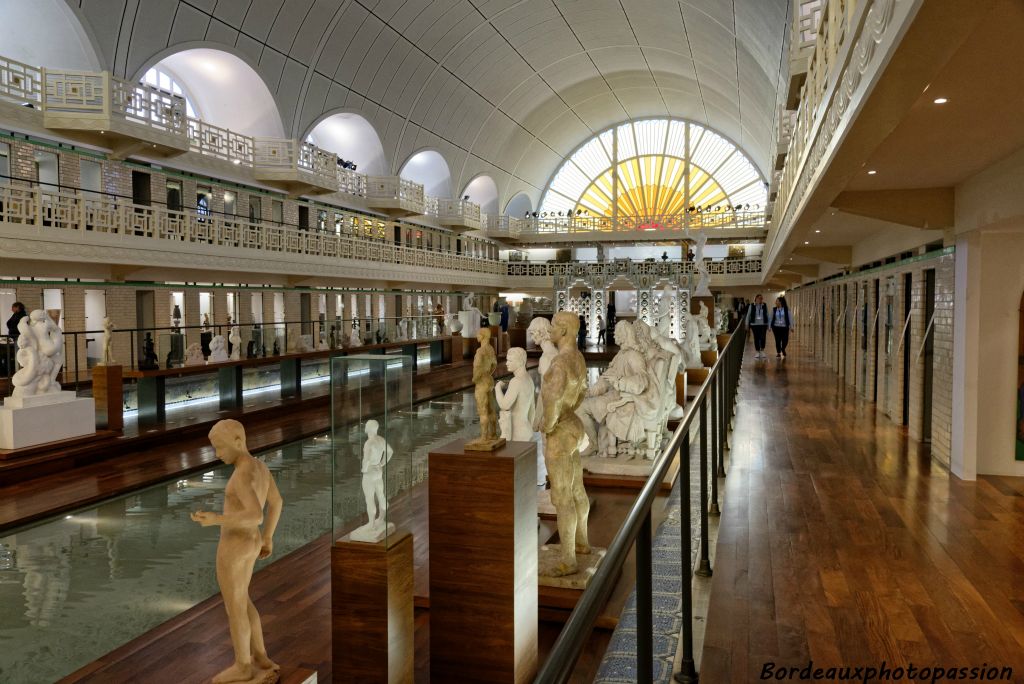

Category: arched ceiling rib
[68, 0, 789, 205]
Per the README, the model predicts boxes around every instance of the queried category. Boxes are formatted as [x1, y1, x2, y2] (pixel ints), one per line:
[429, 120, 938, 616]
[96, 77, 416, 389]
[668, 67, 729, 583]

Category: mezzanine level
[503, 256, 764, 291]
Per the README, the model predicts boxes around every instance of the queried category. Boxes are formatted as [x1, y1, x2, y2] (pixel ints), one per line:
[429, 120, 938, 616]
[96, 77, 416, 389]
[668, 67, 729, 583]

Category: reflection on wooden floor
[701, 342, 1024, 682]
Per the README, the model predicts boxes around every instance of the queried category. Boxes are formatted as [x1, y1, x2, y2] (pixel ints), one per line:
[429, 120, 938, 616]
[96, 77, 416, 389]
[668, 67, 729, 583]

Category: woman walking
[771, 296, 793, 359]
[746, 294, 769, 359]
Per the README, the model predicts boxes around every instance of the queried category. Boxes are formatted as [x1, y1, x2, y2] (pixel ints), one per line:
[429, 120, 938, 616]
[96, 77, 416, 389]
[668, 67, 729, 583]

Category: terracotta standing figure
[191, 419, 284, 684]
[540, 311, 591, 576]
[465, 327, 501, 449]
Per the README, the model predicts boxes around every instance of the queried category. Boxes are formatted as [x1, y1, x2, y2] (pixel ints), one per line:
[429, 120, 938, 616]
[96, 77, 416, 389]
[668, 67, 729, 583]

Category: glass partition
[330, 353, 413, 543]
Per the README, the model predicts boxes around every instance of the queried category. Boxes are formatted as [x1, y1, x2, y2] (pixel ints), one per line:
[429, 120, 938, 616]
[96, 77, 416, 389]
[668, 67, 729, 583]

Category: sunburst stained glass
[539, 119, 766, 219]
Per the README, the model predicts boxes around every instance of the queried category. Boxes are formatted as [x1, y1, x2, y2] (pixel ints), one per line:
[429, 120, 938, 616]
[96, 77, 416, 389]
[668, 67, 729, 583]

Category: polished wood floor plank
[701, 342, 1024, 680]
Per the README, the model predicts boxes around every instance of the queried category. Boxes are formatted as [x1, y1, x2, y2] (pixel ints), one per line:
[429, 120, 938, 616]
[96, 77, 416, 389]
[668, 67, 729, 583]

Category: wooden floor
[0, 357, 529, 533]
[701, 342, 1024, 681]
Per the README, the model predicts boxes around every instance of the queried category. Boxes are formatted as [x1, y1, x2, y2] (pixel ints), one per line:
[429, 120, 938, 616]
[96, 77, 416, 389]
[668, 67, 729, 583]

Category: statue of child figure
[191, 419, 284, 684]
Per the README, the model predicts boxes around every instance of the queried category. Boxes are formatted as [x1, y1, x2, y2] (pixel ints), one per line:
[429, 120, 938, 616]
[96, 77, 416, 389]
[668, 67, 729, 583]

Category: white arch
[0, 0, 102, 70]
[399, 149, 452, 198]
[462, 175, 499, 214]
[305, 111, 387, 176]
[504, 192, 533, 217]
[137, 47, 285, 137]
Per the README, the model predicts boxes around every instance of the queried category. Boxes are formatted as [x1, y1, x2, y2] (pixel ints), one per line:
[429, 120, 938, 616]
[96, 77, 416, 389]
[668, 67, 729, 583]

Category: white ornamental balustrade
[111, 76, 187, 135]
[364, 176, 426, 216]
[187, 118, 255, 166]
[428, 198, 482, 230]
[504, 257, 763, 280]
[253, 138, 339, 192]
[41, 68, 109, 117]
[482, 214, 528, 238]
[505, 210, 768, 238]
[336, 167, 367, 198]
[0, 182, 504, 278]
[0, 55, 43, 105]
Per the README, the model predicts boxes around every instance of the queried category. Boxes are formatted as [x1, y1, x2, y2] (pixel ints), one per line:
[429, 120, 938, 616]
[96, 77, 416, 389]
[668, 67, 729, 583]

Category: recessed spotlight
[933, 97, 948, 105]
[803, 241, 809, 245]
[814, 229, 821, 233]
[232, 159, 241, 165]
[867, 170, 877, 175]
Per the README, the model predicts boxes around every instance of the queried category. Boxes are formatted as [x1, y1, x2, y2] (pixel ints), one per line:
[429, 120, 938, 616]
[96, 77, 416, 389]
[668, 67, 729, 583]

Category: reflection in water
[0, 370, 532, 684]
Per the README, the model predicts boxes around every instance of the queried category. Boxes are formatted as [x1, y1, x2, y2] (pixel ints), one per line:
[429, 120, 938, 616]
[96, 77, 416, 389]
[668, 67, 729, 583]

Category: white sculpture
[396, 317, 408, 341]
[681, 311, 703, 369]
[207, 335, 230, 363]
[693, 232, 711, 296]
[350, 326, 362, 348]
[576, 320, 661, 459]
[646, 321, 685, 422]
[100, 316, 115, 366]
[202, 312, 211, 331]
[229, 326, 241, 361]
[459, 293, 484, 338]
[11, 311, 65, 399]
[183, 342, 206, 366]
[697, 301, 715, 351]
[446, 313, 463, 334]
[495, 347, 536, 441]
[350, 419, 395, 543]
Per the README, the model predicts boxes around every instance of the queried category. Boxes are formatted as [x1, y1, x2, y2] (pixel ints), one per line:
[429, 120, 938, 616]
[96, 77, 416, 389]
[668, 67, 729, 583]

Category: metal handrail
[535, 323, 747, 683]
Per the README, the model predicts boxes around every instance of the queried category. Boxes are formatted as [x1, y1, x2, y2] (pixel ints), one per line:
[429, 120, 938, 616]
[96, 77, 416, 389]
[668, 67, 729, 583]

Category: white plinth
[4, 390, 80, 409]
[583, 455, 655, 477]
[349, 521, 395, 543]
[458, 310, 480, 338]
[0, 395, 95, 450]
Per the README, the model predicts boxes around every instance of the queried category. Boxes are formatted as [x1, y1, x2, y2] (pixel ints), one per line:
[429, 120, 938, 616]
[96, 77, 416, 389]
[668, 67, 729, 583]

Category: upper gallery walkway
[701, 340, 1024, 681]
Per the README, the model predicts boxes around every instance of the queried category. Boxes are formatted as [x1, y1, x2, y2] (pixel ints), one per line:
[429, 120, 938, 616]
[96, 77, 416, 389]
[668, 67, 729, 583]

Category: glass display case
[330, 353, 414, 544]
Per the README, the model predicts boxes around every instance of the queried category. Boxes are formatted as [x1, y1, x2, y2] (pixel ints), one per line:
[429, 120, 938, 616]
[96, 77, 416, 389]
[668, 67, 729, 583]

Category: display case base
[349, 521, 395, 543]
[463, 436, 506, 451]
[538, 545, 607, 589]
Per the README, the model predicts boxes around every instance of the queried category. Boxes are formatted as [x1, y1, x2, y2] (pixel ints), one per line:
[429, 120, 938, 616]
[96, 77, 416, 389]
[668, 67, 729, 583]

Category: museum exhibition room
[1, 0, 1023, 682]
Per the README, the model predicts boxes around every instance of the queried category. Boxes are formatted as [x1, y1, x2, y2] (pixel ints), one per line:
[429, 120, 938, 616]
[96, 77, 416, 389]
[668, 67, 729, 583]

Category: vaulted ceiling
[68, 0, 790, 204]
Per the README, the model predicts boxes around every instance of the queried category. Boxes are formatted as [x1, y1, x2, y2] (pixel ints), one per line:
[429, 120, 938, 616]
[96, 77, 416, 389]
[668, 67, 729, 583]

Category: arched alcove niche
[306, 112, 387, 176]
[139, 48, 285, 137]
[462, 175, 499, 214]
[0, 0, 102, 70]
[505, 192, 533, 217]
[399, 150, 451, 198]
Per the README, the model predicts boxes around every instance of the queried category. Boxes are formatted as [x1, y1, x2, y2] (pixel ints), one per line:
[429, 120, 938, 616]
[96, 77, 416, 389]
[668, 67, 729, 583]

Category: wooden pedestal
[716, 333, 730, 351]
[701, 349, 718, 367]
[332, 532, 414, 684]
[675, 370, 688, 408]
[451, 333, 464, 361]
[91, 364, 123, 431]
[508, 327, 527, 349]
[428, 439, 538, 683]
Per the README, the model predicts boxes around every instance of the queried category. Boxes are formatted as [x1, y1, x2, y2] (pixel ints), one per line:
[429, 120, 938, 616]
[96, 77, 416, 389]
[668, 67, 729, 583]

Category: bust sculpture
[495, 347, 535, 441]
[229, 326, 241, 361]
[11, 310, 65, 398]
[208, 335, 230, 363]
[350, 419, 396, 543]
[191, 420, 283, 684]
[539, 311, 591, 577]
[100, 316, 115, 366]
[183, 342, 206, 366]
[464, 327, 502, 450]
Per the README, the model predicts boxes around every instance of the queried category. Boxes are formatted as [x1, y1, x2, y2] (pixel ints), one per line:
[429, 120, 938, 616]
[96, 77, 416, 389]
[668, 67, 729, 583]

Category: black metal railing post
[718, 368, 726, 477]
[709, 375, 721, 516]
[637, 508, 654, 683]
[696, 396, 712, 577]
[674, 435, 699, 684]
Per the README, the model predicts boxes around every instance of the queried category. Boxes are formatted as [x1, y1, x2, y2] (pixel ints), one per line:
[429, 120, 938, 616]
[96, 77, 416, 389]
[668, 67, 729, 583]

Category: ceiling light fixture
[804, 241, 809, 245]
[933, 97, 948, 104]
[815, 229, 821, 233]
[867, 170, 877, 175]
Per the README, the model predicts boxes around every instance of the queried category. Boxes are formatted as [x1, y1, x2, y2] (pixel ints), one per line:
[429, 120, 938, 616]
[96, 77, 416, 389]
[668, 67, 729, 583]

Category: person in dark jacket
[745, 294, 769, 359]
[771, 296, 793, 359]
[6, 301, 26, 340]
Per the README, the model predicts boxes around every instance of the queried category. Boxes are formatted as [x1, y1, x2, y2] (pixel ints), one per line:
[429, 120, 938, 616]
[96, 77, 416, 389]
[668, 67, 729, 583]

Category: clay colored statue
[100, 316, 115, 366]
[464, 327, 502, 450]
[539, 311, 591, 576]
[350, 419, 396, 543]
[495, 347, 536, 441]
[191, 419, 283, 684]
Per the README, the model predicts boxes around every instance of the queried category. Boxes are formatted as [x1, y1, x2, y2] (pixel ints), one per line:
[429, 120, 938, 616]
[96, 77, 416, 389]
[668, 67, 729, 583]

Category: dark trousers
[598, 329, 605, 344]
[751, 324, 768, 351]
[772, 326, 790, 354]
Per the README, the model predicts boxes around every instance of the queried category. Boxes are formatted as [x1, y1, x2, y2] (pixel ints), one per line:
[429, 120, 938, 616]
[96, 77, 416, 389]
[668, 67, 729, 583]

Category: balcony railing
[0, 182, 503, 276]
[187, 118, 255, 165]
[0, 55, 43, 104]
[426, 197, 482, 230]
[482, 209, 768, 239]
[504, 256, 764, 278]
[336, 167, 367, 198]
[364, 175, 426, 215]
[252, 138, 337, 191]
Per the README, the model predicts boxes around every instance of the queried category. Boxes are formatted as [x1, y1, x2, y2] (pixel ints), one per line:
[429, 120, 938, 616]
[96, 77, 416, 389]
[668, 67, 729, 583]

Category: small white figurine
[207, 335, 230, 363]
[350, 419, 395, 543]
[495, 347, 536, 441]
[202, 312, 211, 331]
[349, 326, 362, 348]
[697, 301, 715, 351]
[229, 326, 241, 361]
[183, 342, 206, 366]
[100, 316, 115, 366]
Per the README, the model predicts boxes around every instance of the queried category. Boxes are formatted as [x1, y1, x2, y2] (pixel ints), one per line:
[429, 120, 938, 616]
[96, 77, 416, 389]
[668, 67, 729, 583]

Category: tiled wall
[790, 251, 955, 468]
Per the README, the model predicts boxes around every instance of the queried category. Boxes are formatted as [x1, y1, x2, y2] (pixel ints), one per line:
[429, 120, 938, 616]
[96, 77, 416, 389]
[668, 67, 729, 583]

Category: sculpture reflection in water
[191, 419, 283, 684]
[539, 311, 591, 577]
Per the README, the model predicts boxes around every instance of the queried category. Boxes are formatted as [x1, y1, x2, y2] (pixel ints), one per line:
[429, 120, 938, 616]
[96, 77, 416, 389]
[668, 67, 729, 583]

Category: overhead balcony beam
[791, 245, 852, 264]
[831, 188, 954, 229]
[780, 264, 820, 277]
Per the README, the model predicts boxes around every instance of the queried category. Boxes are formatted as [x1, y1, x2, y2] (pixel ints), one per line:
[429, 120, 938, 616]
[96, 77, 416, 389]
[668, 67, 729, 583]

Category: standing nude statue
[495, 347, 535, 441]
[191, 420, 283, 684]
[465, 327, 501, 449]
[350, 419, 396, 542]
[540, 311, 591, 576]
[100, 316, 115, 366]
